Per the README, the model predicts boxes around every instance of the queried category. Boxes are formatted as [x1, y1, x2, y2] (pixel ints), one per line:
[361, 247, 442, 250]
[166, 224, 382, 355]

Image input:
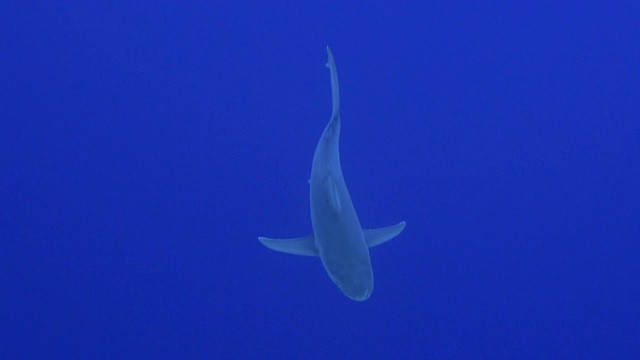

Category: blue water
[2, 2, 639, 358]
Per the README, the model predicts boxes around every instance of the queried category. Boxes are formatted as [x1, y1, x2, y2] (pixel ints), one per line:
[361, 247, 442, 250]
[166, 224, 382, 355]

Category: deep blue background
[2, 2, 639, 358]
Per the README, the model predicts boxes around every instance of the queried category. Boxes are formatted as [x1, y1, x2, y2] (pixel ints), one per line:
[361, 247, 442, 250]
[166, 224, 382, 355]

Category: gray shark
[259, 47, 405, 301]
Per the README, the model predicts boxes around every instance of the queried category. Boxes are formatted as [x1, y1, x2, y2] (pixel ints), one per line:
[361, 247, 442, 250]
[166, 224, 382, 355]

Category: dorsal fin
[325, 174, 342, 212]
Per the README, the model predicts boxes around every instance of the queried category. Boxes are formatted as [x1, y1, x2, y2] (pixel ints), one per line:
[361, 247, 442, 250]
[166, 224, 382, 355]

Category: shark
[259, 47, 405, 301]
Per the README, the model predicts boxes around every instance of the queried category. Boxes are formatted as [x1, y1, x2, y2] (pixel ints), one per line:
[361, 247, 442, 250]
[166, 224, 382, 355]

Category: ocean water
[2, 2, 639, 358]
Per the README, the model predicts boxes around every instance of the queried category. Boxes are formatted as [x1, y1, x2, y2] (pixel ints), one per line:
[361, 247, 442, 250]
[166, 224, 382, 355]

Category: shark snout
[339, 281, 373, 301]
[350, 289, 372, 301]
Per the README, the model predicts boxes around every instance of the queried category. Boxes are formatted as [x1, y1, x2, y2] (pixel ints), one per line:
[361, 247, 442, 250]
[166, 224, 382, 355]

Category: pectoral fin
[258, 234, 319, 256]
[364, 221, 406, 248]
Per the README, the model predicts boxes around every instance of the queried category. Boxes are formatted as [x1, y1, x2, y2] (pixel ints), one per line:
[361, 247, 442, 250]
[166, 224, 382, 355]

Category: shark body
[259, 47, 405, 301]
